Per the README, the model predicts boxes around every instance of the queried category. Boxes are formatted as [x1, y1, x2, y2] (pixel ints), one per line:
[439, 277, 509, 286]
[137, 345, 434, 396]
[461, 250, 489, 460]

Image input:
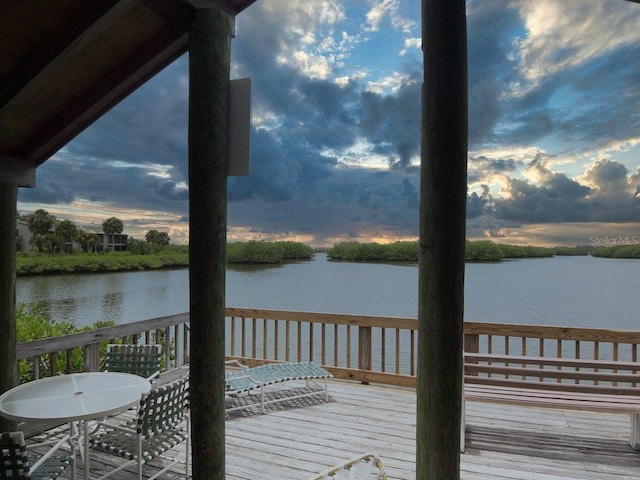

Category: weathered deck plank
[29, 379, 640, 479]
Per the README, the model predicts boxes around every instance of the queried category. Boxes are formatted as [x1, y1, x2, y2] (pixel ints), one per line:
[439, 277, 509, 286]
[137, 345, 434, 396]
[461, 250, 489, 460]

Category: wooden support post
[188, 6, 233, 480]
[417, 0, 468, 478]
[358, 326, 372, 384]
[0, 183, 18, 432]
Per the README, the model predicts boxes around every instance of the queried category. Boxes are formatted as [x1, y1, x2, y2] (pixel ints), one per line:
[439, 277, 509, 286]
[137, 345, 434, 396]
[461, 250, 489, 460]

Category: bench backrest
[464, 352, 640, 395]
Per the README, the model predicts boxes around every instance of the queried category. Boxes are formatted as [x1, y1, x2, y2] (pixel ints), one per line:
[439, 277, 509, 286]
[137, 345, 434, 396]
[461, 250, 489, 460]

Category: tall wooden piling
[417, 0, 468, 478]
[188, 6, 233, 479]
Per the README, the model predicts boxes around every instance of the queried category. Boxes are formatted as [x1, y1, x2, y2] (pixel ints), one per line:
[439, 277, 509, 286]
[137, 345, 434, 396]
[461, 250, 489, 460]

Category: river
[15, 253, 640, 330]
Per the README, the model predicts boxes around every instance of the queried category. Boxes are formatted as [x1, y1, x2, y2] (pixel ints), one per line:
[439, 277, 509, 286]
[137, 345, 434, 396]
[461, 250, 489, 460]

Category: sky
[17, 0, 640, 247]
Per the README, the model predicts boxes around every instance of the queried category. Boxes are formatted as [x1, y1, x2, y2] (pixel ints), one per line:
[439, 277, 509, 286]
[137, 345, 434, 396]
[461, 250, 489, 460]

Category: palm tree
[25, 209, 56, 252]
[56, 219, 78, 254]
[102, 217, 124, 252]
[26, 209, 55, 236]
[145, 229, 170, 246]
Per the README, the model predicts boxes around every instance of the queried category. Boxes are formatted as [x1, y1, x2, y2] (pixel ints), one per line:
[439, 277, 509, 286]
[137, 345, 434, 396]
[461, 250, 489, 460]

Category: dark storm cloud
[468, 155, 519, 183]
[500, 42, 640, 152]
[228, 127, 336, 202]
[360, 81, 421, 170]
[493, 159, 640, 224]
[19, 155, 188, 215]
[467, 185, 493, 219]
[233, 2, 422, 171]
[64, 57, 189, 178]
[466, 0, 523, 146]
[581, 159, 640, 222]
[467, 1, 640, 156]
[18, 163, 75, 204]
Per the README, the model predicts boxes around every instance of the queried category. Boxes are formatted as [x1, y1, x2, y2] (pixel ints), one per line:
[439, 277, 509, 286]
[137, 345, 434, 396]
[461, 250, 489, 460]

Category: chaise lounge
[225, 361, 332, 413]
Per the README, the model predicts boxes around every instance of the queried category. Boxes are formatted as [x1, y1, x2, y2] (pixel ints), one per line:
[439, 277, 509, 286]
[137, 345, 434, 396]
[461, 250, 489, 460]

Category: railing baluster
[410, 329, 415, 377]
[381, 328, 386, 373]
[274, 319, 279, 361]
[241, 317, 247, 358]
[297, 321, 302, 362]
[556, 340, 562, 383]
[251, 317, 257, 359]
[321, 323, 326, 365]
[263, 318, 268, 360]
[34, 355, 40, 380]
[575, 341, 581, 384]
[334, 324, 339, 367]
[395, 328, 400, 374]
[346, 325, 352, 369]
[309, 322, 314, 362]
[284, 320, 290, 362]
[65, 349, 73, 374]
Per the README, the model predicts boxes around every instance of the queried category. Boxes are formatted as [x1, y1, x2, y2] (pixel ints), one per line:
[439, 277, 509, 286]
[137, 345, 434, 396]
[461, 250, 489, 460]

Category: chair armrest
[92, 420, 137, 435]
[225, 359, 247, 369]
[28, 434, 71, 475]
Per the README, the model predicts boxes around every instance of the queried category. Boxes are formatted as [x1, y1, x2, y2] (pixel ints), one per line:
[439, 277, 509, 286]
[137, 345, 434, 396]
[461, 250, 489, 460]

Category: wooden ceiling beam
[0, 1, 136, 112]
[184, 0, 259, 15]
[0, 157, 35, 187]
[25, 12, 191, 165]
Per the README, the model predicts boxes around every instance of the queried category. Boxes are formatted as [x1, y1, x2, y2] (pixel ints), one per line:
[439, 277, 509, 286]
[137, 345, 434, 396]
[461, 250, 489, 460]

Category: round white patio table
[0, 372, 151, 480]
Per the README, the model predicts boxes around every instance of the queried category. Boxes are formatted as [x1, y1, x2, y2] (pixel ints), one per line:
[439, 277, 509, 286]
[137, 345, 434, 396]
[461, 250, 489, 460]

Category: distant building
[16, 219, 129, 253]
[97, 233, 128, 252]
[16, 220, 31, 252]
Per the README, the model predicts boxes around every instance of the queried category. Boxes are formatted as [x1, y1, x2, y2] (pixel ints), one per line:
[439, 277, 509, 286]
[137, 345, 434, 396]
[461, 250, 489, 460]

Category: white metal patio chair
[0, 431, 73, 480]
[89, 375, 190, 480]
[309, 453, 387, 480]
[225, 361, 332, 413]
[103, 344, 162, 384]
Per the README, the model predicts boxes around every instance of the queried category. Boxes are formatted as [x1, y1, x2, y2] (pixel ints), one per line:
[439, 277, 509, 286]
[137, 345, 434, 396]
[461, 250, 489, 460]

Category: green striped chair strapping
[1, 431, 72, 480]
[225, 361, 332, 413]
[89, 375, 189, 480]
[103, 344, 162, 381]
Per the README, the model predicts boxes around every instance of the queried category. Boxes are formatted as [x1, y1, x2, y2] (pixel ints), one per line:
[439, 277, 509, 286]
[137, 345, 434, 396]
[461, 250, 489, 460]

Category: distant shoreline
[16, 240, 639, 276]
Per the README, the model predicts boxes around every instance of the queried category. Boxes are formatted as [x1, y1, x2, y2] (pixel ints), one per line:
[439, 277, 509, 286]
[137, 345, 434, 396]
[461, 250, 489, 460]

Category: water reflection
[16, 254, 640, 331]
[16, 269, 190, 327]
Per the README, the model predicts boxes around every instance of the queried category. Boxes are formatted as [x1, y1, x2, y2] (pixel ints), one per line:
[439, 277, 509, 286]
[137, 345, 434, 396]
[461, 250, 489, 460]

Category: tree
[145, 229, 170, 246]
[102, 217, 124, 252]
[56, 219, 78, 254]
[25, 209, 56, 253]
[25, 209, 56, 236]
[127, 237, 152, 255]
[77, 228, 100, 253]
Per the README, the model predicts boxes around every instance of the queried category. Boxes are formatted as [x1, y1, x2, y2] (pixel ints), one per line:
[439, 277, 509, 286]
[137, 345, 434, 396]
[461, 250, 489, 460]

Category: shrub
[16, 303, 115, 382]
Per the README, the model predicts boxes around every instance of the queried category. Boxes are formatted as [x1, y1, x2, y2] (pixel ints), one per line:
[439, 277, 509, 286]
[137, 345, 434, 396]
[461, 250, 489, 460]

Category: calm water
[15, 253, 640, 330]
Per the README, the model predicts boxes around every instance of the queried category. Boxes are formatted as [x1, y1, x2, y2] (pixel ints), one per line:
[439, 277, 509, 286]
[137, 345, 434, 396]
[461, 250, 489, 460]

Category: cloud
[491, 157, 640, 225]
[15, 0, 640, 248]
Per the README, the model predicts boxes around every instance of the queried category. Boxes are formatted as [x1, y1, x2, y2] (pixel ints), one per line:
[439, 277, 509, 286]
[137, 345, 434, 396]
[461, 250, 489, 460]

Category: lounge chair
[310, 452, 387, 479]
[225, 361, 332, 413]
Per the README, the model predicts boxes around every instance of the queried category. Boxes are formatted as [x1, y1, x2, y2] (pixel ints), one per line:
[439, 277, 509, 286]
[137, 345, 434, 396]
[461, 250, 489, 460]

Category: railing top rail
[17, 313, 190, 360]
[464, 321, 640, 343]
[226, 307, 418, 329]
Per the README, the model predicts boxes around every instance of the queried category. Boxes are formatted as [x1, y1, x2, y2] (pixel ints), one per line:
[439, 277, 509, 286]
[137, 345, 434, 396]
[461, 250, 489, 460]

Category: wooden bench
[462, 352, 640, 452]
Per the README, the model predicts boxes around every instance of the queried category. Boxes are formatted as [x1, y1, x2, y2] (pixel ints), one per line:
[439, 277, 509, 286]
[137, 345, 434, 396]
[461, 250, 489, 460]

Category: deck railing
[16, 313, 191, 381]
[15, 308, 640, 388]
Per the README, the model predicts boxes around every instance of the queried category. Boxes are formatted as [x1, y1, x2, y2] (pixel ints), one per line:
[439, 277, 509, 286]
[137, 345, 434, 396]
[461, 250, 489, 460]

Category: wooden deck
[31, 379, 640, 479]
